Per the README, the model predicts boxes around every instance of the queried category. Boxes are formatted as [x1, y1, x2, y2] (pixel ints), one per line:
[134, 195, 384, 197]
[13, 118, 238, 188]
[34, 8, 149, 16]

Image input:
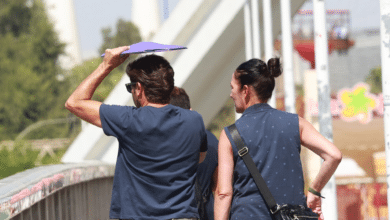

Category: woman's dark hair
[234, 58, 282, 101]
[126, 54, 174, 104]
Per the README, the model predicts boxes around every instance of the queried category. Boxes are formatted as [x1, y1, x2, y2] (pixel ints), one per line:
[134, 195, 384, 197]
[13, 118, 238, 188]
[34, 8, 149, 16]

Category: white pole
[379, 1, 390, 217]
[244, 1, 253, 60]
[263, 0, 276, 108]
[313, 0, 338, 219]
[238, 0, 253, 120]
[251, 0, 261, 59]
[280, 0, 296, 114]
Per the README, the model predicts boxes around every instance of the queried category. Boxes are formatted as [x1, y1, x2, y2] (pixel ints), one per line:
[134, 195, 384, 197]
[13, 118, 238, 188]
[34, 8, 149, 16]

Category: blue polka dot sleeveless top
[224, 103, 306, 220]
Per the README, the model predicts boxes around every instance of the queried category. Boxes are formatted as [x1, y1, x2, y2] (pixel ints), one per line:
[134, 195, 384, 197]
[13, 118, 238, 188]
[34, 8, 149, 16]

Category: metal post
[263, 0, 276, 108]
[313, 0, 338, 219]
[379, 0, 390, 217]
[251, 0, 261, 58]
[280, 0, 296, 113]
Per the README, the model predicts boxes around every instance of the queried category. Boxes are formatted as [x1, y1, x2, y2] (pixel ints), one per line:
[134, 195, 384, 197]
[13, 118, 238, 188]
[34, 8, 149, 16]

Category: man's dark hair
[170, 87, 191, 109]
[126, 54, 174, 104]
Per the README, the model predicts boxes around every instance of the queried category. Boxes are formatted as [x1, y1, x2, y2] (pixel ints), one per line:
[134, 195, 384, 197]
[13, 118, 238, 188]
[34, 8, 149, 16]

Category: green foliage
[66, 58, 126, 102]
[207, 98, 235, 139]
[0, 0, 31, 37]
[66, 19, 142, 102]
[0, 143, 38, 179]
[40, 147, 68, 165]
[99, 19, 142, 54]
[0, 2, 143, 178]
[0, 0, 65, 140]
[99, 19, 142, 71]
[365, 67, 382, 94]
[22, 118, 81, 140]
[0, 141, 71, 179]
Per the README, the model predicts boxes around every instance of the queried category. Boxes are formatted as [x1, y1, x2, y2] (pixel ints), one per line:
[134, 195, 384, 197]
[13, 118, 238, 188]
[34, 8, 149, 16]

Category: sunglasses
[125, 82, 137, 93]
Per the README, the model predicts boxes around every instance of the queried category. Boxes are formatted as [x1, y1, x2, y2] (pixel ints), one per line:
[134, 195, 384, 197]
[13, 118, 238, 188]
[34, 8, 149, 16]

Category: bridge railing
[0, 162, 115, 220]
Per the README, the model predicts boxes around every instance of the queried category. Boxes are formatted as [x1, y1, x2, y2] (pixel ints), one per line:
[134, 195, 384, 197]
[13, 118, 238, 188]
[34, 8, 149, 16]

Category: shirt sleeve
[199, 118, 208, 153]
[99, 104, 134, 138]
[200, 132, 208, 152]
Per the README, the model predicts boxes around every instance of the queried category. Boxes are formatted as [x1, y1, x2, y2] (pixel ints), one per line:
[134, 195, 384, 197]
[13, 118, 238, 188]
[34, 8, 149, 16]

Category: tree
[67, 57, 125, 103]
[0, 142, 38, 179]
[99, 18, 142, 54]
[67, 18, 142, 103]
[0, 0, 31, 37]
[99, 19, 142, 71]
[33, 18, 143, 139]
[365, 67, 382, 94]
[0, 0, 65, 140]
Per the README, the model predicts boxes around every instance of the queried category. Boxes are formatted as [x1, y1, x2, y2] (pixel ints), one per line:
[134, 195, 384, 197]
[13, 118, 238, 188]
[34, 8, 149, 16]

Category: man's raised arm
[65, 46, 130, 127]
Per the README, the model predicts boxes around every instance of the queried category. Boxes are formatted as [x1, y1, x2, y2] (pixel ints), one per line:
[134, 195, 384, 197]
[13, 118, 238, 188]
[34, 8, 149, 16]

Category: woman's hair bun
[267, 58, 282, 78]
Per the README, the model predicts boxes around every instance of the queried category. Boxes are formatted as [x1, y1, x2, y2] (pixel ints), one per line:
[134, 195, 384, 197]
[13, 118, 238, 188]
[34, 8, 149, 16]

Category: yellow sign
[338, 83, 378, 124]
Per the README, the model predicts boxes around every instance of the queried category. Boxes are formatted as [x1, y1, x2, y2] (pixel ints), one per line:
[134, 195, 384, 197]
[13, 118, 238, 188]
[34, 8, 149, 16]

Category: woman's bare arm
[214, 130, 234, 220]
[299, 116, 342, 219]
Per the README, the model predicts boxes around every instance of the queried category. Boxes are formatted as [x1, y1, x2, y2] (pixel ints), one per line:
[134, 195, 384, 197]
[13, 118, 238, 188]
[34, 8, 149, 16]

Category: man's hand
[307, 192, 324, 219]
[102, 46, 131, 70]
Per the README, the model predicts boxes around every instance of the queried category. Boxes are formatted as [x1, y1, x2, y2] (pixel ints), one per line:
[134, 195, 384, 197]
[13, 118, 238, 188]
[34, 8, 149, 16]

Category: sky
[73, 0, 381, 60]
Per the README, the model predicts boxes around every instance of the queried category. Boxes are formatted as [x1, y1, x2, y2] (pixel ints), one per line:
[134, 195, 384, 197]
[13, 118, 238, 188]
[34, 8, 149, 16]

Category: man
[66, 46, 207, 220]
[170, 87, 218, 220]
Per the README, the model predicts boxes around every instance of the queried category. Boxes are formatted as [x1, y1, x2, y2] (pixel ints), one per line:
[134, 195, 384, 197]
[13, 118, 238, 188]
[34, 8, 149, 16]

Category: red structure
[294, 41, 334, 69]
[274, 9, 355, 69]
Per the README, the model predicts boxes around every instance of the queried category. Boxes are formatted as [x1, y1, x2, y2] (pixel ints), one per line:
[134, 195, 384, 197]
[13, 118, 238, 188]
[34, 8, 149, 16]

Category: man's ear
[135, 82, 143, 96]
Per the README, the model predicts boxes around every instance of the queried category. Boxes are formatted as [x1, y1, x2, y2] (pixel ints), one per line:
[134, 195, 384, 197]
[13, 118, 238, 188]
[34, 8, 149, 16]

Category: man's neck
[138, 95, 168, 108]
[146, 103, 168, 108]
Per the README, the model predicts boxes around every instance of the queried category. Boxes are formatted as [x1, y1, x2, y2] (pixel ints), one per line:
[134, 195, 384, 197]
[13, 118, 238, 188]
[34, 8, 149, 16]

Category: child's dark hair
[170, 87, 191, 109]
[234, 58, 282, 102]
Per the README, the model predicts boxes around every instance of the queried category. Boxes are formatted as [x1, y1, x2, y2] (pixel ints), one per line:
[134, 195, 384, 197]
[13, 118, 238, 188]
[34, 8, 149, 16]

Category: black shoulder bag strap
[227, 124, 280, 214]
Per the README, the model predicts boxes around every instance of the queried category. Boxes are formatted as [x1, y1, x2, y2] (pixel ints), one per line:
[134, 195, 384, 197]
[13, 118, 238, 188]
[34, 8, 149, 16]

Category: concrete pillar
[42, 0, 82, 69]
[131, 0, 161, 40]
[280, 0, 296, 114]
[251, 0, 261, 59]
[263, 0, 276, 108]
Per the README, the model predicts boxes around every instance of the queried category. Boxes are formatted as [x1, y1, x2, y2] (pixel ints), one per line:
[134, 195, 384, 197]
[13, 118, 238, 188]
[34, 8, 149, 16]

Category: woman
[214, 58, 342, 220]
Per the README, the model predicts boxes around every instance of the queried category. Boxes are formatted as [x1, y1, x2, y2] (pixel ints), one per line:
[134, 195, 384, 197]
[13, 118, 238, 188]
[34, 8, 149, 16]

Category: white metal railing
[0, 162, 115, 220]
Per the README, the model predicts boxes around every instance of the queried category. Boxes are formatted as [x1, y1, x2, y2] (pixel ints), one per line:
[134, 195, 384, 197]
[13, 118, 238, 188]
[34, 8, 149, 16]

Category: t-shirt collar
[242, 103, 273, 115]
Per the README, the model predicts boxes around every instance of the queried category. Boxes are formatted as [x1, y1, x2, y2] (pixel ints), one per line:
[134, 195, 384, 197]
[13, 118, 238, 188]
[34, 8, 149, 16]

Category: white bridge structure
[3, 0, 390, 219]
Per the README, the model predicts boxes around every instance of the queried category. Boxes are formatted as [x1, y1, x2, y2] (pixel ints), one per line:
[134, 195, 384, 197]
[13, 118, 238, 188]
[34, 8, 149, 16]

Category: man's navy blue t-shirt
[100, 104, 207, 220]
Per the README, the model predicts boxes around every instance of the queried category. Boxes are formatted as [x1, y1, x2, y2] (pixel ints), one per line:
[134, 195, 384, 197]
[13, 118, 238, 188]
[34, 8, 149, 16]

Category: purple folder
[101, 42, 187, 57]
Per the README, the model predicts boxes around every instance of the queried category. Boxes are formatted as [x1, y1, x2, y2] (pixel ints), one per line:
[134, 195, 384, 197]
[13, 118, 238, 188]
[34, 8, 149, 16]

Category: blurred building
[328, 29, 381, 93]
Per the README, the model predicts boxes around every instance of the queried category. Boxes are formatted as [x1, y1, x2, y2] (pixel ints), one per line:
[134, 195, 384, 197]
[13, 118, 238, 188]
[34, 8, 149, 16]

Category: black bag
[271, 204, 319, 220]
[227, 124, 319, 220]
